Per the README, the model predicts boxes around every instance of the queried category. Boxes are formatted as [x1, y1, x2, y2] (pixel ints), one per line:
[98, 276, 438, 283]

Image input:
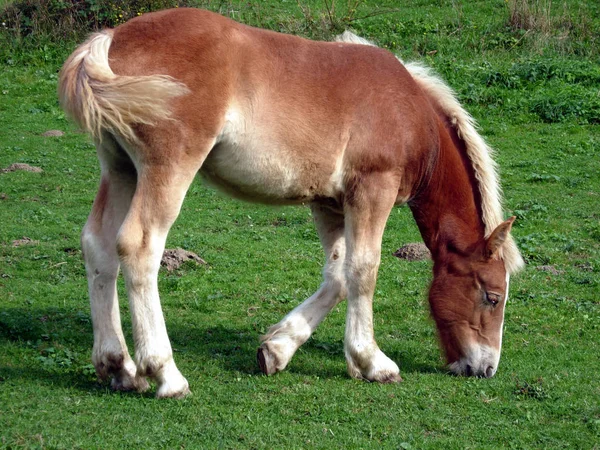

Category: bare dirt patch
[393, 243, 431, 261]
[574, 262, 594, 272]
[1, 163, 43, 173]
[12, 237, 39, 247]
[536, 265, 564, 276]
[161, 248, 206, 271]
[41, 130, 65, 137]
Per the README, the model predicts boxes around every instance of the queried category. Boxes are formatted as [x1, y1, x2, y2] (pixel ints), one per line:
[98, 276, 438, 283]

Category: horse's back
[107, 8, 438, 205]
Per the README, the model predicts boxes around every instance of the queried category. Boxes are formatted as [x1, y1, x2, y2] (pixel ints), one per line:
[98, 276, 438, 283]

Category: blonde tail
[58, 31, 189, 143]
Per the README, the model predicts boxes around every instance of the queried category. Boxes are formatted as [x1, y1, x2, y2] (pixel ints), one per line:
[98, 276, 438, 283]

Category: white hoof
[154, 360, 190, 399]
[346, 348, 402, 383]
[258, 321, 311, 375]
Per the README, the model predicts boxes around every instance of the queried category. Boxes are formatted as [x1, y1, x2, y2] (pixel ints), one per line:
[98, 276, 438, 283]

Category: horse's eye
[486, 292, 502, 306]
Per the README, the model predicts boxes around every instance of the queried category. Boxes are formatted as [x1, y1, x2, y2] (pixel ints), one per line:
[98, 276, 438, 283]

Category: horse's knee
[81, 224, 119, 279]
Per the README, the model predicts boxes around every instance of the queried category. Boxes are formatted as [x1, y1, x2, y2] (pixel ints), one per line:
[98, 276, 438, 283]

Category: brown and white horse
[59, 8, 524, 398]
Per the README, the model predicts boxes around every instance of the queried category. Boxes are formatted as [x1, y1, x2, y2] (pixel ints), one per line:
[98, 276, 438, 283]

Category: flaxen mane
[335, 31, 524, 274]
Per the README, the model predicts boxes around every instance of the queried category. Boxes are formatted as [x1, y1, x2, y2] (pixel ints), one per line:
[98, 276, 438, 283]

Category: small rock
[161, 248, 206, 271]
[42, 130, 64, 137]
[0, 193, 6, 200]
[393, 243, 431, 261]
[12, 237, 39, 247]
[1, 163, 43, 173]
[536, 265, 563, 276]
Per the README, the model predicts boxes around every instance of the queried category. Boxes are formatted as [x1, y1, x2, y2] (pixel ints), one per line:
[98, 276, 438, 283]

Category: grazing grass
[1, 0, 599, 448]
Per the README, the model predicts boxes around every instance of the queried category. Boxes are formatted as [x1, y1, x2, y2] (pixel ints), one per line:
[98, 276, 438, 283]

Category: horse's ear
[486, 216, 516, 259]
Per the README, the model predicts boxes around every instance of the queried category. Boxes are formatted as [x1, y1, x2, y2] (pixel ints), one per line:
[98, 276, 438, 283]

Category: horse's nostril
[485, 366, 494, 378]
[465, 364, 473, 376]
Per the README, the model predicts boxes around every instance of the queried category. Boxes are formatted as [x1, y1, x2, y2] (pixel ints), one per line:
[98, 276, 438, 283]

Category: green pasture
[1, 1, 599, 448]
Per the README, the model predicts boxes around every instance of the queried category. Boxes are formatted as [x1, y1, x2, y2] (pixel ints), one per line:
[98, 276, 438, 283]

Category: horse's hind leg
[258, 204, 346, 374]
[343, 173, 402, 383]
[82, 141, 148, 392]
[117, 158, 200, 398]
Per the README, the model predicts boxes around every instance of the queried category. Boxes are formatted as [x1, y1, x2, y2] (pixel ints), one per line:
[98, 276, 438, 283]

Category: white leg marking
[120, 223, 190, 397]
[343, 253, 402, 383]
[259, 205, 346, 375]
[342, 183, 402, 383]
[118, 167, 199, 398]
[83, 172, 149, 392]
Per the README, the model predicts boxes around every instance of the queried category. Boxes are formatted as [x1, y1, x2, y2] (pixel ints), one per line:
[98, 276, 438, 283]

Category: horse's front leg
[258, 204, 347, 374]
[343, 174, 402, 383]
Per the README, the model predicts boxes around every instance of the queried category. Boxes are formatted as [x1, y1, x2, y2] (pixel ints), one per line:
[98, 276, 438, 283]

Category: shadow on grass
[168, 322, 445, 378]
[1, 306, 444, 396]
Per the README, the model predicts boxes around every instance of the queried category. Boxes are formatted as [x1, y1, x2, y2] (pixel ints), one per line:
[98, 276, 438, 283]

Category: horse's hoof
[156, 385, 191, 399]
[111, 373, 150, 393]
[257, 345, 278, 375]
[376, 372, 403, 384]
[156, 378, 190, 399]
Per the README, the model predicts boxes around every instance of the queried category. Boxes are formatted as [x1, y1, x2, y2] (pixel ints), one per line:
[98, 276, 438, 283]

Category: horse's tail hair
[58, 31, 189, 143]
[335, 31, 524, 274]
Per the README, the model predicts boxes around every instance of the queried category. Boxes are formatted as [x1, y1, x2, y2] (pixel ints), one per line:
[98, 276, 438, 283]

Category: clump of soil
[536, 265, 564, 276]
[574, 262, 594, 272]
[161, 248, 206, 271]
[12, 237, 39, 247]
[393, 243, 431, 261]
[41, 130, 65, 137]
[1, 163, 43, 173]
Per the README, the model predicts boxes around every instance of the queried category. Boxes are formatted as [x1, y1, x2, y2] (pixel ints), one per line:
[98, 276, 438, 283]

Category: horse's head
[428, 217, 515, 378]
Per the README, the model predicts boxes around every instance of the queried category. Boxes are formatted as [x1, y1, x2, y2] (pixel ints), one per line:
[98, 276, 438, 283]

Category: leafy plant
[530, 84, 600, 123]
[514, 378, 550, 400]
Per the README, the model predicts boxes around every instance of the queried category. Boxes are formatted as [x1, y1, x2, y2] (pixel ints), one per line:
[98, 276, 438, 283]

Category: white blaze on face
[498, 273, 510, 362]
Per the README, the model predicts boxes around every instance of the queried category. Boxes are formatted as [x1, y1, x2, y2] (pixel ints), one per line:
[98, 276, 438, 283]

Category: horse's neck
[409, 124, 485, 260]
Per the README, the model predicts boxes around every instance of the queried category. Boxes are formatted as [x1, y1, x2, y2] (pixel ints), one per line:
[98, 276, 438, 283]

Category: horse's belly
[200, 145, 304, 203]
[199, 108, 341, 204]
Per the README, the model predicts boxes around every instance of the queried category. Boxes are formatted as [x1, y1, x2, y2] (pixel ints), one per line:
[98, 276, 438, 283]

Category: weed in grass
[527, 173, 560, 183]
[514, 377, 550, 400]
[530, 84, 600, 124]
[512, 200, 548, 221]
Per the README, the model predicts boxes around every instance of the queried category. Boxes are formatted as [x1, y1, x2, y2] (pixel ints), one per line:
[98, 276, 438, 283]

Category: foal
[59, 8, 524, 397]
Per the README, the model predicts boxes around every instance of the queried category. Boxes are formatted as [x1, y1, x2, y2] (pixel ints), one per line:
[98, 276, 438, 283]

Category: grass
[1, 0, 599, 448]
